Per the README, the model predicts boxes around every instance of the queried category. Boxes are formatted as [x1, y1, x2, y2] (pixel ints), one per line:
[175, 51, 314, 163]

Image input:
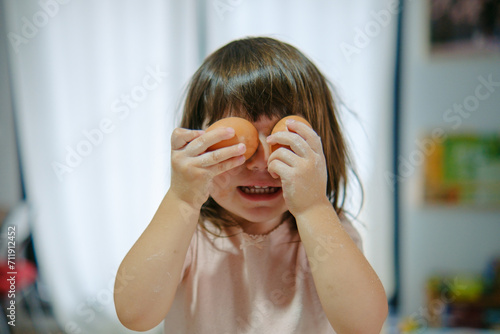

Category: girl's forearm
[295, 200, 388, 334]
[113, 190, 200, 331]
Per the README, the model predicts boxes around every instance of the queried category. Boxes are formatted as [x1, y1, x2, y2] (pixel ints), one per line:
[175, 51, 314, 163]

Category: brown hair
[180, 36, 361, 231]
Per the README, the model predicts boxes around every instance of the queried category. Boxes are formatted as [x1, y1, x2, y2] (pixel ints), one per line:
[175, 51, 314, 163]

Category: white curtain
[4, 0, 396, 332]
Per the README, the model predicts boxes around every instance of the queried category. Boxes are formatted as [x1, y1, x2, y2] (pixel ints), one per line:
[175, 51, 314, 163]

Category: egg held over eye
[270, 115, 312, 153]
[206, 117, 259, 160]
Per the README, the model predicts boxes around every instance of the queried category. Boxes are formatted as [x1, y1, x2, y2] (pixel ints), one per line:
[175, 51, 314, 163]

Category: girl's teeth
[241, 186, 279, 194]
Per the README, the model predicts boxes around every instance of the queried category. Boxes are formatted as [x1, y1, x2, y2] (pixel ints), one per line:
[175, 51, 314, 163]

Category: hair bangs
[203, 61, 297, 126]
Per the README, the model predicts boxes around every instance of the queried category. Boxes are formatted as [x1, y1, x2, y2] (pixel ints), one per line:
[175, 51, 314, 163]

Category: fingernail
[238, 143, 246, 152]
[227, 127, 235, 134]
[285, 119, 295, 125]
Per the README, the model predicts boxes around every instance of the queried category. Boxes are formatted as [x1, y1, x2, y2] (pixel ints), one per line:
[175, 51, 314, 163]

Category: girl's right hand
[169, 127, 247, 209]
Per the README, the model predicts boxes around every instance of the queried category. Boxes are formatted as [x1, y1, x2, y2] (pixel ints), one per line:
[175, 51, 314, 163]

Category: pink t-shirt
[163, 216, 362, 333]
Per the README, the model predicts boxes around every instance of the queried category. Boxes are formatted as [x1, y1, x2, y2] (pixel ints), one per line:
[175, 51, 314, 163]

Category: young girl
[114, 37, 388, 333]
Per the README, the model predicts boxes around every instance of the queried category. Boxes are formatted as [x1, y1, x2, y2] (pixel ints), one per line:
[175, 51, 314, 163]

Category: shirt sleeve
[339, 214, 363, 253]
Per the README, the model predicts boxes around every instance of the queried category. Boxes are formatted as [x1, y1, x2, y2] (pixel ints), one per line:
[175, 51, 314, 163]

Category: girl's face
[209, 116, 288, 235]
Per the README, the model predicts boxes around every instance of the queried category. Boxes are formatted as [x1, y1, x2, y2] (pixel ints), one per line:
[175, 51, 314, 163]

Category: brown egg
[270, 115, 312, 153]
[206, 117, 259, 160]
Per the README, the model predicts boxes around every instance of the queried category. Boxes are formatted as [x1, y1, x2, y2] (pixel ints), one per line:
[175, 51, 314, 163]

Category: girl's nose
[245, 133, 270, 171]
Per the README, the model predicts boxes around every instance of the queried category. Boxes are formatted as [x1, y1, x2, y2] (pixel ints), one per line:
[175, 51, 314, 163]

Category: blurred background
[0, 0, 499, 333]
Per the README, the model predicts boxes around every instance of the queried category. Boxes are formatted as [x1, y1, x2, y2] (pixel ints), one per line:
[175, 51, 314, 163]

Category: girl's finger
[207, 154, 246, 175]
[267, 131, 309, 157]
[187, 127, 236, 156]
[285, 120, 323, 154]
[171, 128, 205, 150]
[267, 158, 292, 180]
[268, 147, 297, 168]
[197, 143, 247, 167]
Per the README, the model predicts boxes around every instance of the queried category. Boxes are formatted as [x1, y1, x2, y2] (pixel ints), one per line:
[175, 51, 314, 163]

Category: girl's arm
[295, 202, 388, 334]
[114, 127, 246, 331]
[267, 120, 388, 333]
[114, 190, 199, 331]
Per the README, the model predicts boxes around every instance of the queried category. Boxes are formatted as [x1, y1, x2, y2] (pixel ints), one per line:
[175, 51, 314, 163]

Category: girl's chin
[232, 208, 288, 226]
[210, 195, 288, 226]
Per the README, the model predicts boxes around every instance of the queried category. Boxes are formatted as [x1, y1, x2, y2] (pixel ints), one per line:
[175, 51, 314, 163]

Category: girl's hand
[266, 119, 329, 216]
[169, 127, 247, 209]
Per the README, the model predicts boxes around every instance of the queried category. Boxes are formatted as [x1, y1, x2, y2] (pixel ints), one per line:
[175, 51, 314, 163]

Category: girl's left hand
[266, 119, 330, 216]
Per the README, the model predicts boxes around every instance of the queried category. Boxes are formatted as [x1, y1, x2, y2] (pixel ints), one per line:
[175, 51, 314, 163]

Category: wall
[399, 1, 500, 316]
[0, 8, 22, 212]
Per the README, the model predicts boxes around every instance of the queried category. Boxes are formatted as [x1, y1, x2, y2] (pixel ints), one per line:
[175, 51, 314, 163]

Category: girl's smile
[237, 185, 282, 200]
